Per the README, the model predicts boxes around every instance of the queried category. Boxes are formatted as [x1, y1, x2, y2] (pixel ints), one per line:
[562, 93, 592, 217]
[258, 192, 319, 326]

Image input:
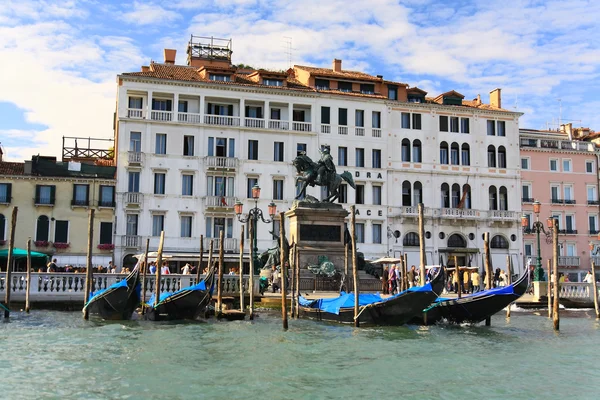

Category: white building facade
[113, 38, 523, 273]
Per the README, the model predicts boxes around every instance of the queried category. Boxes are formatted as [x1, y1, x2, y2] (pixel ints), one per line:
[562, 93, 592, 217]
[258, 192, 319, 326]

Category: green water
[1, 309, 599, 400]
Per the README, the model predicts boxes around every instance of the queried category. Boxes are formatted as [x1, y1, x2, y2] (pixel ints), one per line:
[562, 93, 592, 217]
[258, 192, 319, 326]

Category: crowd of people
[381, 265, 439, 295]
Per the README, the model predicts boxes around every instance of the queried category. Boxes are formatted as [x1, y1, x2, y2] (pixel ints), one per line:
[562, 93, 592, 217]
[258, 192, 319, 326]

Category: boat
[83, 269, 141, 320]
[298, 268, 445, 326]
[558, 297, 595, 309]
[144, 268, 216, 321]
[417, 271, 529, 325]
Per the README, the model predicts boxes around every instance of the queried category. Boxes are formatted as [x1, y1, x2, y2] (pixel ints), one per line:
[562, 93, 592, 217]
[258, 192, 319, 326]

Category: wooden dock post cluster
[506, 255, 512, 318]
[552, 218, 560, 331]
[547, 260, 552, 318]
[418, 203, 426, 286]
[350, 205, 360, 328]
[154, 231, 165, 308]
[83, 209, 95, 320]
[25, 238, 32, 313]
[141, 238, 150, 314]
[216, 230, 225, 317]
[2, 207, 18, 318]
[239, 227, 244, 313]
[279, 213, 288, 330]
[591, 261, 600, 319]
[455, 256, 462, 299]
[483, 232, 492, 326]
[248, 219, 255, 321]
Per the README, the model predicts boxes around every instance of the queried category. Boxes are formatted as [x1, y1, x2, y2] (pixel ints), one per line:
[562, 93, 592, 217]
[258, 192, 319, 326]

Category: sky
[1, 0, 599, 162]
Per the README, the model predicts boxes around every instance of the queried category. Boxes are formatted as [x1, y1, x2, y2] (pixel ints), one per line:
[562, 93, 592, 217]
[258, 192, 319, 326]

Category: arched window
[36, 215, 50, 242]
[491, 235, 509, 249]
[498, 146, 506, 168]
[402, 181, 412, 206]
[487, 145, 496, 168]
[451, 183, 461, 208]
[488, 186, 498, 210]
[461, 143, 470, 166]
[412, 139, 422, 163]
[463, 184, 471, 209]
[499, 186, 508, 211]
[413, 181, 422, 205]
[448, 233, 467, 248]
[450, 142, 460, 165]
[440, 142, 449, 165]
[0, 214, 5, 241]
[403, 232, 419, 246]
[401, 139, 411, 162]
[441, 183, 450, 208]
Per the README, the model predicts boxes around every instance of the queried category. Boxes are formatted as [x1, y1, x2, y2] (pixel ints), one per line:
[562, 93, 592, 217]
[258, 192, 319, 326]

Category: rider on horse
[315, 147, 336, 186]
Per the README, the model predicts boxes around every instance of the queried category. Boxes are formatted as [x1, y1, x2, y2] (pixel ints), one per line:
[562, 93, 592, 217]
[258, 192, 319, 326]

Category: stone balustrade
[532, 281, 600, 302]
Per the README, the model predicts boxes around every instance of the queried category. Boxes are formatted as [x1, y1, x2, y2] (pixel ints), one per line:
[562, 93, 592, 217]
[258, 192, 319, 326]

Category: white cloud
[119, 2, 181, 26]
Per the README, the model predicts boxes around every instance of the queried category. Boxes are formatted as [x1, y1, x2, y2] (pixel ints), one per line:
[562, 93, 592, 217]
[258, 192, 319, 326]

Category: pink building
[520, 128, 600, 281]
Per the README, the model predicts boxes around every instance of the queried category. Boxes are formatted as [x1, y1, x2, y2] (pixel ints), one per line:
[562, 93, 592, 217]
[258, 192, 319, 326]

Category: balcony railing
[121, 235, 140, 248]
[355, 127, 365, 136]
[520, 137, 595, 152]
[589, 229, 599, 235]
[564, 199, 576, 205]
[522, 197, 534, 203]
[204, 196, 236, 208]
[202, 237, 238, 252]
[128, 151, 143, 164]
[488, 210, 520, 221]
[338, 126, 348, 135]
[71, 199, 89, 207]
[124, 192, 142, 205]
[292, 121, 311, 132]
[150, 110, 172, 121]
[204, 115, 240, 126]
[127, 108, 145, 119]
[244, 117, 265, 129]
[593, 256, 600, 265]
[269, 120, 289, 130]
[440, 208, 478, 219]
[558, 256, 580, 267]
[588, 200, 600, 205]
[98, 200, 116, 208]
[372, 128, 382, 138]
[559, 229, 578, 235]
[205, 156, 237, 169]
[320, 124, 331, 134]
[178, 112, 202, 124]
[551, 198, 564, 204]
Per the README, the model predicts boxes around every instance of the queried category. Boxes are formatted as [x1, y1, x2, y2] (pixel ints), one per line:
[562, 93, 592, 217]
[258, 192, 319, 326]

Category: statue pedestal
[285, 201, 349, 274]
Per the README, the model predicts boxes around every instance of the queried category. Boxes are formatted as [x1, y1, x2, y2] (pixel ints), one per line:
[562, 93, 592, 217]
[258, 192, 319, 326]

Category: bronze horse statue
[293, 154, 355, 202]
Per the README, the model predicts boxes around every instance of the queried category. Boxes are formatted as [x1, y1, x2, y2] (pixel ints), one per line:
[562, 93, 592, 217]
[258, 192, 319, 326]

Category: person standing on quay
[388, 265, 397, 294]
[382, 266, 389, 294]
[408, 266, 416, 288]
[471, 270, 480, 293]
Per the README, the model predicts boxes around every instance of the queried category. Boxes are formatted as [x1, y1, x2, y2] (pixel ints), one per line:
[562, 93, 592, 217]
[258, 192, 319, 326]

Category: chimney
[332, 59, 342, 72]
[476, 94, 481, 105]
[141, 66, 149, 72]
[561, 123, 573, 140]
[164, 49, 177, 64]
[490, 88, 501, 108]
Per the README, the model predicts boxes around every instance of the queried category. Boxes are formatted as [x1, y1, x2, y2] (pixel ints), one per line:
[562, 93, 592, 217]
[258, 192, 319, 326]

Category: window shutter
[50, 186, 56, 204]
[228, 138, 235, 158]
[257, 107, 263, 119]
[85, 185, 90, 205]
[206, 217, 212, 238]
[151, 98, 156, 110]
[440, 116, 448, 132]
[245, 106, 249, 118]
[35, 185, 40, 204]
[228, 104, 233, 116]
[166, 100, 172, 111]
[6, 183, 11, 204]
[208, 137, 214, 156]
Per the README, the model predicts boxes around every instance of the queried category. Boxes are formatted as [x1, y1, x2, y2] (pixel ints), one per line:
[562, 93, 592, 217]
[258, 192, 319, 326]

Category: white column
[146, 90, 153, 119]
[310, 103, 317, 132]
[173, 92, 179, 122]
[199, 95, 205, 123]
[265, 100, 270, 128]
[288, 102, 294, 130]
[240, 98, 245, 125]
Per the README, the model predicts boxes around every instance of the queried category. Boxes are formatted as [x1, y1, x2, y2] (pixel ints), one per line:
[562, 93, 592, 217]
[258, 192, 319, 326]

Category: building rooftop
[0, 157, 116, 179]
[0, 161, 25, 176]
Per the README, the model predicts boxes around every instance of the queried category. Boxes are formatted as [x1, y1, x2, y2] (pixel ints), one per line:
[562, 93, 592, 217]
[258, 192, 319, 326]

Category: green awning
[0, 248, 49, 260]
[438, 248, 480, 254]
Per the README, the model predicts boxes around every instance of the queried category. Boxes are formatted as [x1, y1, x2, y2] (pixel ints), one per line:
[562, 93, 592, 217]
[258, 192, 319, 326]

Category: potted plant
[34, 240, 50, 248]
[97, 243, 115, 250]
[0, 240, 6, 246]
[53, 242, 70, 250]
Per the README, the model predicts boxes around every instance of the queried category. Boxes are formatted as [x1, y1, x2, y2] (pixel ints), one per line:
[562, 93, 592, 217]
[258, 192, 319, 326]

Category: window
[401, 139, 411, 162]
[129, 97, 142, 109]
[448, 234, 466, 248]
[564, 185, 574, 203]
[461, 144, 470, 166]
[566, 215, 575, 232]
[321, 106, 330, 124]
[183, 135, 194, 156]
[129, 132, 141, 153]
[338, 184, 347, 203]
[372, 149, 381, 168]
[413, 140, 422, 163]
[152, 99, 172, 111]
[491, 235, 509, 249]
[126, 214, 138, 236]
[566, 243, 576, 257]
[401, 113, 410, 129]
[440, 142, 449, 165]
[498, 146, 506, 168]
[562, 159, 572, 172]
[248, 140, 258, 160]
[523, 214, 532, 231]
[274, 142, 284, 162]
[247, 178, 258, 198]
[524, 243, 533, 257]
[551, 214, 561, 230]
[388, 86, 397, 100]
[356, 223, 365, 243]
[587, 186, 597, 203]
[355, 110, 364, 127]
[54, 220, 69, 243]
[297, 143, 307, 157]
[355, 148, 365, 167]
[36, 216, 49, 241]
[451, 184, 461, 208]
[355, 184, 364, 204]
[441, 183, 450, 208]
[99, 222, 113, 245]
[360, 83, 375, 94]
[522, 184, 532, 202]
[0, 183, 11, 204]
[497, 121, 506, 137]
[450, 143, 459, 165]
[128, 171, 140, 192]
[182, 174, 193, 196]
[208, 137, 234, 157]
[589, 215, 598, 233]
[373, 186, 382, 205]
[178, 100, 188, 113]
[413, 182, 423, 205]
[273, 179, 284, 200]
[460, 118, 470, 133]
[155, 133, 167, 155]
[487, 145, 496, 168]
[315, 79, 330, 90]
[551, 185, 560, 202]
[35, 185, 55, 205]
[521, 158, 530, 170]
[180, 216, 192, 237]
[338, 108, 348, 126]
[550, 159, 558, 171]
[338, 147, 347, 166]
[99, 186, 115, 207]
[372, 224, 382, 244]
[372, 111, 381, 129]
[439, 116, 448, 132]
[0, 214, 5, 241]
[403, 232, 419, 246]
[293, 109, 305, 122]
[499, 186, 508, 210]
[402, 181, 412, 206]
[264, 78, 283, 86]
[152, 215, 164, 237]
[412, 113, 422, 130]
[450, 117, 459, 133]
[338, 81, 352, 92]
[72, 184, 89, 206]
[462, 184, 471, 209]
[207, 176, 234, 197]
[586, 160, 595, 173]
[489, 186, 497, 210]
[154, 173, 166, 195]
[270, 108, 281, 120]
[209, 74, 230, 81]
[487, 120, 496, 136]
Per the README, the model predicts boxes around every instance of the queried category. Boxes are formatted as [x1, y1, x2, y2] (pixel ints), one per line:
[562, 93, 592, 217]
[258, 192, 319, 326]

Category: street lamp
[521, 200, 555, 281]
[235, 184, 277, 272]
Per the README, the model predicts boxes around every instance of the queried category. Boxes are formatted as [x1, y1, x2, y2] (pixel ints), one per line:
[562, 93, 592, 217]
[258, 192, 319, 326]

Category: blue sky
[1, 0, 599, 161]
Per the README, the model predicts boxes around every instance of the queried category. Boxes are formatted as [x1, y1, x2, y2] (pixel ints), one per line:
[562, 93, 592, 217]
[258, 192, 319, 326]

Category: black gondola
[416, 271, 529, 325]
[145, 268, 216, 321]
[298, 268, 445, 326]
[83, 269, 141, 320]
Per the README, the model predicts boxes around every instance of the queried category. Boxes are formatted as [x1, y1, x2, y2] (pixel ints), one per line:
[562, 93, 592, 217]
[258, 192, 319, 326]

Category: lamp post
[234, 184, 277, 272]
[521, 200, 554, 281]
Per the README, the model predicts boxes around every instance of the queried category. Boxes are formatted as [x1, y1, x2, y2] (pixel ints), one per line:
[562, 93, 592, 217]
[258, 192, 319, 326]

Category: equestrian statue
[293, 147, 355, 202]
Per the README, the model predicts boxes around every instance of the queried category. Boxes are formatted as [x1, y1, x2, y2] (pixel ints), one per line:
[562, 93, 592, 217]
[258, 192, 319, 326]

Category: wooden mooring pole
[141, 238, 149, 315]
[290, 242, 295, 319]
[154, 231, 165, 308]
[197, 234, 204, 285]
[248, 219, 255, 320]
[25, 238, 32, 313]
[239, 226, 245, 312]
[217, 229, 225, 317]
[294, 243, 299, 319]
[455, 256, 462, 299]
[403, 253, 408, 290]
[592, 261, 600, 319]
[506, 255, 512, 318]
[83, 209, 94, 320]
[547, 259, 552, 318]
[483, 232, 492, 326]
[3, 207, 18, 318]
[418, 203, 426, 286]
[552, 219, 560, 331]
[350, 205, 359, 328]
[279, 213, 288, 330]
[344, 240, 349, 292]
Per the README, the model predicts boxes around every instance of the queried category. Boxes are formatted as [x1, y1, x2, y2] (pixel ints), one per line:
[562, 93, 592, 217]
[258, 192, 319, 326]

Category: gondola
[416, 271, 529, 325]
[298, 268, 445, 326]
[145, 268, 216, 321]
[83, 269, 141, 320]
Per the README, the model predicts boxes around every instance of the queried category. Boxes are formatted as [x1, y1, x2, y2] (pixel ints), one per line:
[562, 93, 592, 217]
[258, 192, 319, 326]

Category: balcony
[178, 112, 202, 124]
[523, 228, 533, 234]
[124, 192, 142, 206]
[564, 199, 576, 205]
[268, 120, 289, 130]
[520, 137, 596, 152]
[121, 235, 140, 248]
[128, 151, 143, 165]
[355, 127, 365, 136]
[71, 199, 89, 207]
[589, 229, 599, 235]
[205, 156, 238, 170]
[34, 198, 54, 207]
[488, 210, 520, 221]
[588, 200, 600, 205]
[558, 256, 580, 267]
[244, 117, 265, 129]
[440, 208, 479, 219]
[559, 229, 578, 235]
[202, 237, 238, 253]
[204, 196, 236, 209]
[292, 121, 311, 132]
[98, 200, 116, 208]
[204, 115, 240, 126]
[338, 126, 348, 135]
[593, 256, 600, 265]
[150, 110, 173, 121]
[372, 128, 382, 138]
[551, 198, 564, 204]
[127, 108, 145, 119]
[320, 124, 331, 134]
[522, 197, 534, 203]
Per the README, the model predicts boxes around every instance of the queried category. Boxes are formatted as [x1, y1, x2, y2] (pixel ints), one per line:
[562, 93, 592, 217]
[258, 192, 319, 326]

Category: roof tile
[0, 162, 25, 176]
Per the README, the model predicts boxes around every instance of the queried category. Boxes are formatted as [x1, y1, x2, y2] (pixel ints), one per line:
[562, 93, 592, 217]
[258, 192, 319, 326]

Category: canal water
[1, 309, 600, 400]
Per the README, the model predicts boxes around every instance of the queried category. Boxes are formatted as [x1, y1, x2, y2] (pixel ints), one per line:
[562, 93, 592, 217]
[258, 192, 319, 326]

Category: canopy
[0, 248, 48, 260]
[372, 257, 402, 264]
